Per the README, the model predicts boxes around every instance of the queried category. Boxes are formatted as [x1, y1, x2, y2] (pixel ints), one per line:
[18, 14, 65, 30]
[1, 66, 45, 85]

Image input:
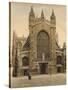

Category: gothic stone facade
[13, 7, 65, 76]
[29, 7, 56, 75]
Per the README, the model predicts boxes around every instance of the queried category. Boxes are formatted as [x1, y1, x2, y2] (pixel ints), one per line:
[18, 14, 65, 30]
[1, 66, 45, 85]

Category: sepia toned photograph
[9, 2, 66, 88]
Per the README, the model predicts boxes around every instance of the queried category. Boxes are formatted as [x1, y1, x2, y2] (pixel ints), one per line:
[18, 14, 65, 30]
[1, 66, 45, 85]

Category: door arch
[22, 57, 29, 76]
[57, 56, 62, 73]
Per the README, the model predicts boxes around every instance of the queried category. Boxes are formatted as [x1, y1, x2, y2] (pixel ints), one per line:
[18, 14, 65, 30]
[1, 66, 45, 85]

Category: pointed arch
[37, 30, 50, 61]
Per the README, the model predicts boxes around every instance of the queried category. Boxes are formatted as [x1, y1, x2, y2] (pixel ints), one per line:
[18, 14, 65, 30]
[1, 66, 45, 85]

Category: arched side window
[22, 57, 29, 66]
[57, 56, 62, 64]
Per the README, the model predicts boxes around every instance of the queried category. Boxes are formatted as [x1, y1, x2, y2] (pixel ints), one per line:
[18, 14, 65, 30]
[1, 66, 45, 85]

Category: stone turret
[29, 6, 35, 26]
[41, 10, 44, 20]
[50, 9, 56, 26]
[50, 9, 56, 74]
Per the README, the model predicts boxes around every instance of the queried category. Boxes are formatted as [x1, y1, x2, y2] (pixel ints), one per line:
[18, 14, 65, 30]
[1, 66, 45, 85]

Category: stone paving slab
[10, 74, 66, 88]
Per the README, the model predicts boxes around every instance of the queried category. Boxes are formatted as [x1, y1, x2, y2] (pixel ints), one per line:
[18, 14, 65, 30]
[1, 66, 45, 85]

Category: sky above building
[11, 2, 66, 48]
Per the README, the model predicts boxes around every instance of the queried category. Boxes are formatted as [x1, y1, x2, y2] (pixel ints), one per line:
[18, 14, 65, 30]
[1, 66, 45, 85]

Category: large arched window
[37, 30, 50, 61]
[22, 57, 29, 66]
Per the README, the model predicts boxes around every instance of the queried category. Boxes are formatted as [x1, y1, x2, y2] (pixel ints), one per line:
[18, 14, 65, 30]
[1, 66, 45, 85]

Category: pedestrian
[28, 71, 31, 80]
